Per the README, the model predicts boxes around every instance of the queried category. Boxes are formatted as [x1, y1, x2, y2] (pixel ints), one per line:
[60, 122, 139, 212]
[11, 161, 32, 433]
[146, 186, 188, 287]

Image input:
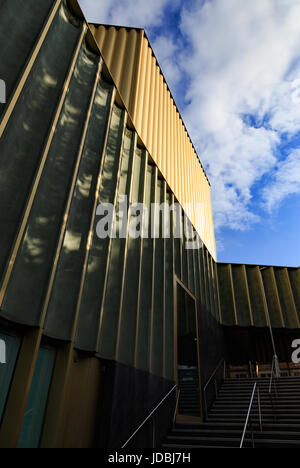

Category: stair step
[207, 419, 300, 426]
[163, 436, 300, 448]
[162, 376, 300, 448]
[212, 403, 300, 409]
[209, 408, 300, 414]
[176, 421, 300, 431]
[171, 428, 300, 440]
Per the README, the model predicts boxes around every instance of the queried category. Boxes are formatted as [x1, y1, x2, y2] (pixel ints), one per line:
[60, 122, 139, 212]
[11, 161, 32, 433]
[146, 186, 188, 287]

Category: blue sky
[79, 0, 300, 267]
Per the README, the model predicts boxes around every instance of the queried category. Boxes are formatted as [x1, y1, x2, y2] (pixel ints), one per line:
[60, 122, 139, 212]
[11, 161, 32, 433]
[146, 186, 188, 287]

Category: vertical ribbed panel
[217, 264, 237, 326]
[261, 267, 284, 328]
[91, 25, 216, 260]
[217, 263, 300, 329]
[147, 55, 156, 156]
[289, 268, 300, 323]
[231, 265, 252, 327]
[120, 29, 138, 106]
[274, 268, 299, 329]
[246, 266, 268, 327]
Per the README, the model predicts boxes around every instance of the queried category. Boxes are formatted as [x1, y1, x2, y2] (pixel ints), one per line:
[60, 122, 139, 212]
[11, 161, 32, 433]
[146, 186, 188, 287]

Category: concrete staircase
[163, 377, 300, 448]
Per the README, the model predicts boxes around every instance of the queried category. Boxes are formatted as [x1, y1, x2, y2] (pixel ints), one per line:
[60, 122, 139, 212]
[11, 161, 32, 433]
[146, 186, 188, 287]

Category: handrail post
[268, 355, 278, 423]
[204, 392, 208, 420]
[173, 389, 180, 429]
[203, 359, 225, 421]
[274, 354, 281, 379]
[249, 361, 253, 378]
[152, 417, 155, 449]
[258, 387, 262, 432]
[250, 415, 254, 448]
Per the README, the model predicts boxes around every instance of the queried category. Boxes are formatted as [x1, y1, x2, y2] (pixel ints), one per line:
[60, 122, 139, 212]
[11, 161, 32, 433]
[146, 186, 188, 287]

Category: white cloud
[178, 0, 300, 231]
[151, 36, 182, 90]
[78, 0, 171, 27]
[262, 149, 300, 212]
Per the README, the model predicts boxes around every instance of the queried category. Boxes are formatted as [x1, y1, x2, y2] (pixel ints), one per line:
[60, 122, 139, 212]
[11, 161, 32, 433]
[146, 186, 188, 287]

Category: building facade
[0, 0, 299, 448]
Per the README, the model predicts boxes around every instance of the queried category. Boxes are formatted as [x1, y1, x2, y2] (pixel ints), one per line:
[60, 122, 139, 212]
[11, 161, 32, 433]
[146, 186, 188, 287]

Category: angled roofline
[217, 261, 299, 269]
[88, 21, 211, 186]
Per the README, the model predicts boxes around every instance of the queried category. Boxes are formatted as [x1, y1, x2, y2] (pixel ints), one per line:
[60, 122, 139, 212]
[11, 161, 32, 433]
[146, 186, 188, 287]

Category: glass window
[18, 345, 56, 448]
[0, 331, 21, 422]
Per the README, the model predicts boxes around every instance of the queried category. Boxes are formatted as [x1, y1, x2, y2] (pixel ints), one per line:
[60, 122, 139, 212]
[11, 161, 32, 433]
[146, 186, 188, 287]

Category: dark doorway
[176, 280, 202, 420]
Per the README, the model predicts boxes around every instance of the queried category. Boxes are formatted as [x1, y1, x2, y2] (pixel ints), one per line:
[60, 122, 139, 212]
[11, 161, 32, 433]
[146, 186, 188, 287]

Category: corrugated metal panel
[217, 263, 300, 329]
[89, 24, 217, 260]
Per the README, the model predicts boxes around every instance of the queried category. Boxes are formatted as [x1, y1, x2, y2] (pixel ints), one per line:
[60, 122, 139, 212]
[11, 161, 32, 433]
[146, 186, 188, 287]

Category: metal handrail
[268, 355, 279, 422]
[173, 389, 180, 428]
[269, 355, 279, 394]
[121, 384, 177, 448]
[240, 382, 262, 448]
[203, 359, 226, 419]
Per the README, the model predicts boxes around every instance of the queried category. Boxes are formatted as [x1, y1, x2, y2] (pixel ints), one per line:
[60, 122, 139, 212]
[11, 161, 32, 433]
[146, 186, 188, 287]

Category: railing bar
[203, 359, 225, 392]
[152, 417, 155, 449]
[122, 384, 177, 448]
[258, 387, 262, 432]
[173, 389, 180, 429]
[240, 382, 257, 449]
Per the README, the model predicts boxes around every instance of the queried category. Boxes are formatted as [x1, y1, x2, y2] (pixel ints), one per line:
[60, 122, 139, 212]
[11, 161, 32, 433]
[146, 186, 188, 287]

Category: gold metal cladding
[283, 267, 300, 328]
[228, 264, 238, 326]
[70, 86, 116, 348]
[0, 25, 88, 307]
[90, 25, 217, 260]
[149, 166, 158, 374]
[96, 110, 128, 351]
[40, 58, 103, 331]
[214, 261, 222, 323]
[162, 181, 167, 379]
[217, 263, 300, 329]
[267, 267, 285, 328]
[0, 0, 62, 138]
[274, 267, 299, 329]
[170, 192, 175, 380]
[133, 151, 148, 368]
[41, 76, 116, 450]
[242, 264, 254, 326]
[115, 132, 138, 361]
